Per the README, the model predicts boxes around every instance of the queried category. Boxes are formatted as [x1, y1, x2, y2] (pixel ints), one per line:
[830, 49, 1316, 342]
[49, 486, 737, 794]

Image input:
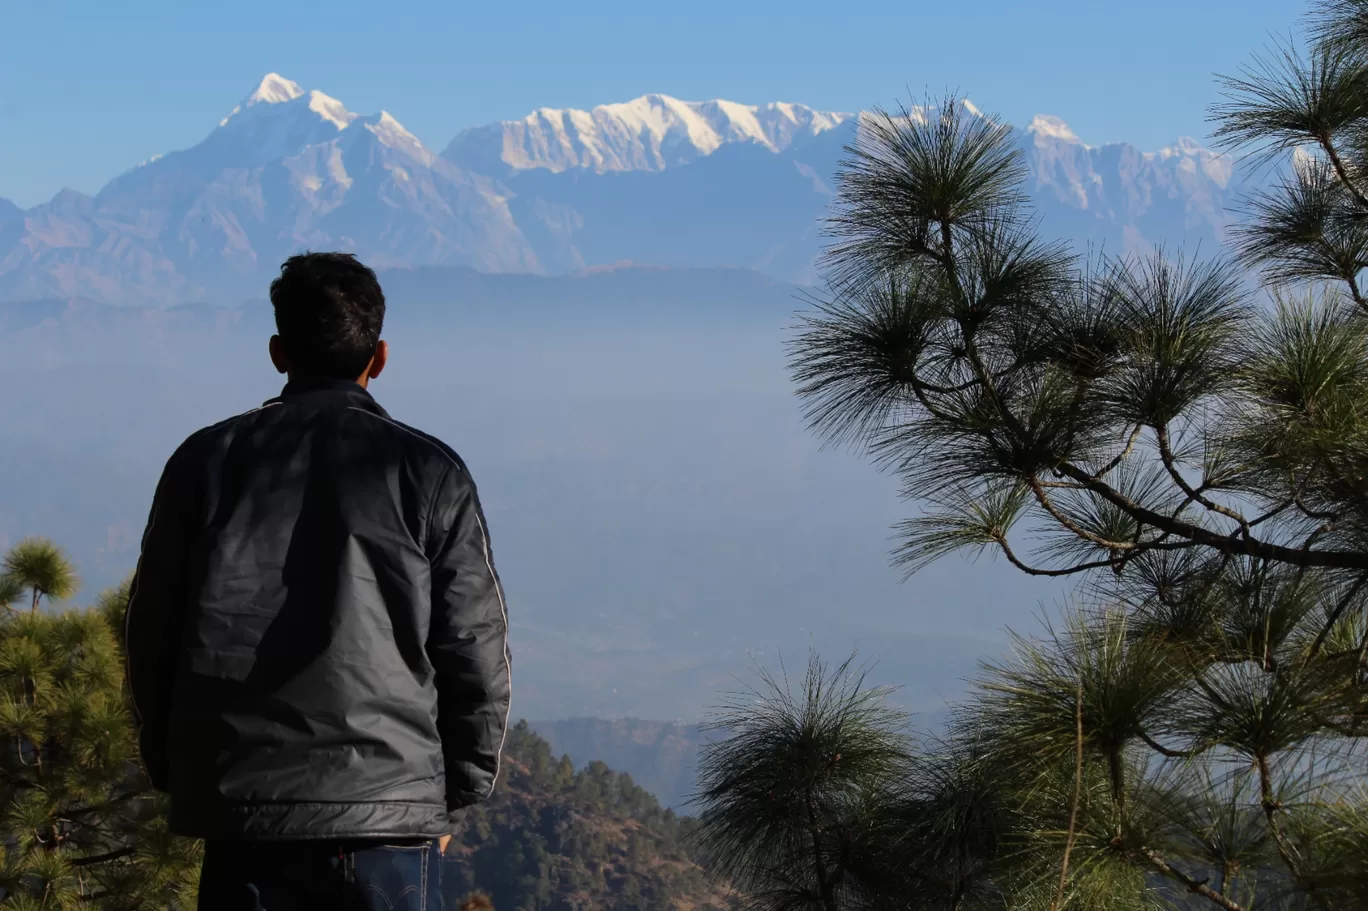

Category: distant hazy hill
[0, 264, 798, 374]
[0, 74, 1250, 305]
[531, 719, 706, 811]
[447, 722, 726, 911]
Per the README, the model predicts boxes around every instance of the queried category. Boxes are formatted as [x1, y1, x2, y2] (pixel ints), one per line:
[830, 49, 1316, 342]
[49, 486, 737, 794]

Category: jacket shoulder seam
[344, 407, 469, 475]
[180, 401, 284, 451]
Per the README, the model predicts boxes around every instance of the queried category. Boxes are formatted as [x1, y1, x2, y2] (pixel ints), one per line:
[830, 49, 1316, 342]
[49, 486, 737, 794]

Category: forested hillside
[446, 722, 727, 911]
[530, 719, 703, 810]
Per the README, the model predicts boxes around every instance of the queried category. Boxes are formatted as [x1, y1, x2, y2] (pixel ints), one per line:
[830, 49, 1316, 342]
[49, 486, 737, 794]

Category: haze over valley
[1, 73, 1251, 726]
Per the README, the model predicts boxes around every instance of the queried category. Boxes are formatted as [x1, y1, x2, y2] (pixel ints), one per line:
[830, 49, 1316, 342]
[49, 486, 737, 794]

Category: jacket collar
[264, 377, 391, 418]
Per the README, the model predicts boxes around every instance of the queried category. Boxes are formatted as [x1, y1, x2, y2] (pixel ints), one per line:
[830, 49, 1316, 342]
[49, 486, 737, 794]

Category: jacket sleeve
[124, 446, 196, 793]
[426, 462, 512, 818]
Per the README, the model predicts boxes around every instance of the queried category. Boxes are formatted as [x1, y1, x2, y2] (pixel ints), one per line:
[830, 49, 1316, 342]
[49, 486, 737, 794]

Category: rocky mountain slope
[0, 75, 1250, 306]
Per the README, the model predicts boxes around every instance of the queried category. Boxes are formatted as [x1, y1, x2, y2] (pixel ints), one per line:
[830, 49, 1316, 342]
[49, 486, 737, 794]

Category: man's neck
[286, 373, 368, 389]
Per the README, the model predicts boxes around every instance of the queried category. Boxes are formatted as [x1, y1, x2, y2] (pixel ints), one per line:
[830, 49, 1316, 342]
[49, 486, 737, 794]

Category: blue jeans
[198, 838, 442, 911]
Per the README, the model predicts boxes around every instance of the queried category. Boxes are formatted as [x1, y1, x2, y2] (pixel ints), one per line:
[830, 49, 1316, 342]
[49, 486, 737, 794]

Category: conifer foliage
[739, 1, 1368, 908]
[0, 541, 199, 909]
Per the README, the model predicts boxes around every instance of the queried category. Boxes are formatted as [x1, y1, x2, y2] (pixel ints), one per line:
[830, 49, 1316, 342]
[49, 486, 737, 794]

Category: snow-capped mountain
[482, 102, 1246, 285]
[1022, 113, 1236, 238]
[0, 76, 1250, 306]
[442, 94, 851, 175]
[0, 75, 536, 305]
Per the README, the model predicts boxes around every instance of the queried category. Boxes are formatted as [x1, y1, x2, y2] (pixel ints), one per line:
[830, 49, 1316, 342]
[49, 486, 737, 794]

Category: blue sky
[1, 0, 1305, 208]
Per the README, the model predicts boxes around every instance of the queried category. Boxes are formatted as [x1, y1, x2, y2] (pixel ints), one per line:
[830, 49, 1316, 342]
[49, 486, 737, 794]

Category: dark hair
[269, 253, 386, 380]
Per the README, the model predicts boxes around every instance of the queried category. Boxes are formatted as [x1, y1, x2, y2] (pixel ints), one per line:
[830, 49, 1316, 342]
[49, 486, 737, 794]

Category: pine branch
[1345, 271, 1368, 314]
[1319, 133, 1368, 211]
[1091, 423, 1144, 481]
[1156, 425, 1252, 538]
[1140, 847, 1246, 911]
[1137, 728, 1202, 759]
[70, 846, 136, 868]
[994, 538, 1122, 577]
[1055, 462, 1368, 569]
[1029, 478, 1141, 551]
[1256, 754, 1332, 911]
[1306, 574, 1368, 660]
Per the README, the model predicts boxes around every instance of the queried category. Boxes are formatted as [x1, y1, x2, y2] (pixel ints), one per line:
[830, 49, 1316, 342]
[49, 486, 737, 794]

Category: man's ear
[367, 340, 389, 381]
[269, 335, 289, 375]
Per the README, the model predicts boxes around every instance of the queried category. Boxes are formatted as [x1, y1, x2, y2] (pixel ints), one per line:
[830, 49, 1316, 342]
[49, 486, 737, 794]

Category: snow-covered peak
[219, 74, 357, 131]
[348, 110, 435, 165]
[1147, 136, 1232, 186]
[368, 111, 420, 144]
[443, 93, 852, 174]
[102, 74, 439, 195]
[304, 91, 356, 130]
[1028, 114, 1084, 146]
[247, 73, 305, 106]
[82, 74, 377, 193]
[1026, 118, 1231, 185]
[1148, 136, 1215, 161]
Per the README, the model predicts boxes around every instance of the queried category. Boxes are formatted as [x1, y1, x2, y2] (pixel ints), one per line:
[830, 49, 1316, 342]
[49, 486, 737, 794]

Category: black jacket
[124, 378, 512, 841]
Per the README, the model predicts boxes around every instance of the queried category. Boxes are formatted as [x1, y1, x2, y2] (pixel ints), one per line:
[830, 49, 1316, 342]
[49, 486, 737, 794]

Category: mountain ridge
[0, 73, 1251, 307]
[442, 92, 852, 176]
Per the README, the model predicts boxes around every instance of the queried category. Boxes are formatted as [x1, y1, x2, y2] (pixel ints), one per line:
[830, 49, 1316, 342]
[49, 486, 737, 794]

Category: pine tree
[691, 655, 913, 911]
[0, 544, 199, 909]
[768, 0, 1368, 908]
[2, 540, 78, 617]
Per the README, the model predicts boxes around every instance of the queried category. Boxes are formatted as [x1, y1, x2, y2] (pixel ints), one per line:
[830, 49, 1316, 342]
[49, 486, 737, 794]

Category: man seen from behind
[124, 252, 512, 910]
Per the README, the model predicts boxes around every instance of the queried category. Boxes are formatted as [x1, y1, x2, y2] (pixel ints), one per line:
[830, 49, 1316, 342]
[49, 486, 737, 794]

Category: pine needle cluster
[0, 543, 199, 909]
